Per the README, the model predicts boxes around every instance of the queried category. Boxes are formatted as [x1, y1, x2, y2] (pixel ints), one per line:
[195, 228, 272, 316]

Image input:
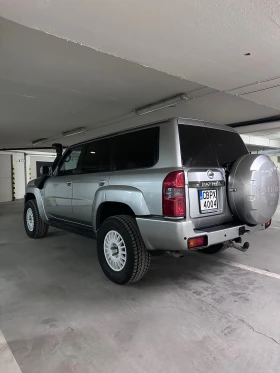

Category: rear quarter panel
[107, 120, 181, 216]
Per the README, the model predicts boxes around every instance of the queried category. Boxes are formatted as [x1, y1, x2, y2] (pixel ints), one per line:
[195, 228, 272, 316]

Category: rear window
[178, 125, 218, 167]
[178, 124, 248, 167]
[207, 128, 248, 166]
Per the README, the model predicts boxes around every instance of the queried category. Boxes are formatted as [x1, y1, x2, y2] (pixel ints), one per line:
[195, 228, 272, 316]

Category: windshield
[178, 124, 248, 167]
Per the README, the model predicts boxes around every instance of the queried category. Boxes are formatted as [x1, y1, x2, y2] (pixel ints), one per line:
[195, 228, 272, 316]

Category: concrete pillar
[12, 153, 26, 200]
[25, 155, 31, 183]
[0, 154, 13, 202]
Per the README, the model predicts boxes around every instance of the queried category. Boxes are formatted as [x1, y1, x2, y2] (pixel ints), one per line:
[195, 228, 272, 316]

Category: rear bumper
[136, 217, 265, 251]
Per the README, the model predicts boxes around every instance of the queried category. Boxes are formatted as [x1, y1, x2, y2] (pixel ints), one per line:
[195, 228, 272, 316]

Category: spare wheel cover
[228, 154, 279, 225]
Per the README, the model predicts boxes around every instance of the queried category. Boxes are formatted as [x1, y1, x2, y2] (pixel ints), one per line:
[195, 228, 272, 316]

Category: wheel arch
[25, 192, 36, 203]
[96, 202, 136, 231]
[93, 186, 150, 232]
[25, 186, 49, 224]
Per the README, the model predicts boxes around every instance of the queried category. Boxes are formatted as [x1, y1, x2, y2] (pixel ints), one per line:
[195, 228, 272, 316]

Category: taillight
[188, 236, 208, 249]
[163, 171, 186, 217]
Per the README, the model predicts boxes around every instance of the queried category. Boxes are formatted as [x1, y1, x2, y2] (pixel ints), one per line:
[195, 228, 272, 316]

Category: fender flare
[25, 186, 49, 223]
[93, 185, 150, 231]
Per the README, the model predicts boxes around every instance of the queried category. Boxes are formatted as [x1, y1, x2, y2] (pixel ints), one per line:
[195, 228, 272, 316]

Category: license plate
[199, 189, 218, 213]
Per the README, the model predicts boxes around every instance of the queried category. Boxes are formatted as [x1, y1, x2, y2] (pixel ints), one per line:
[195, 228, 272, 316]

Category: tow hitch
[224, 238, 250, 252]
[239, 226, 250, 236]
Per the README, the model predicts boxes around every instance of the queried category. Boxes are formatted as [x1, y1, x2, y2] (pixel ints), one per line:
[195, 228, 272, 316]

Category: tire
[199, 243, 224, 254]
[24, 200, 49, 239]
[97, 215, 151, 285]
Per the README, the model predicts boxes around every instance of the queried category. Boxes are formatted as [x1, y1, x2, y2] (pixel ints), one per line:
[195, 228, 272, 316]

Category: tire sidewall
[24, 201, 37, 238]
[97, 217, 137, 284]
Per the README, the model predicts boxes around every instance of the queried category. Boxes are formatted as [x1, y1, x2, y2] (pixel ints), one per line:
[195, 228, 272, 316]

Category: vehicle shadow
[136, 252, 230, 288]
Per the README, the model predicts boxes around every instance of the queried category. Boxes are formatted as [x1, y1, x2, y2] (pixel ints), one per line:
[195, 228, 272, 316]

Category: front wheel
[24, 200, 49, 239]
[97, 215, 151, 285]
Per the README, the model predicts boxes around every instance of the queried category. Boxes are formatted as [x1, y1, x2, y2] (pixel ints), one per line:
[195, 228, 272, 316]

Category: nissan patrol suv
[24, 118, 280, 284]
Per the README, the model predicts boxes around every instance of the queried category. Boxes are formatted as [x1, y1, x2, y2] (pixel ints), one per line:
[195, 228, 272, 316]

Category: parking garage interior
[1, 2, 280, 372]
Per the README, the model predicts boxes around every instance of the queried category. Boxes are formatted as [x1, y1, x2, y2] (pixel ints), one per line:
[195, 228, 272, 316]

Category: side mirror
[40, 166, 51, 176]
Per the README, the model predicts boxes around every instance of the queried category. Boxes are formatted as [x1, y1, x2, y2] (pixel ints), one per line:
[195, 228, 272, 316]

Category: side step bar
[50, 220, 95, 239]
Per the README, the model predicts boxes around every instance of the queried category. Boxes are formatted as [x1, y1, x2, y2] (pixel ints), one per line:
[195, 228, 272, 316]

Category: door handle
[66, 181, 72, 187]
[98, 180, 106, 187]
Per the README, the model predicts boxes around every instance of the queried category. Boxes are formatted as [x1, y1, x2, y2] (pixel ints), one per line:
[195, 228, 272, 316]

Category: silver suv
[24, 118, 280, 284]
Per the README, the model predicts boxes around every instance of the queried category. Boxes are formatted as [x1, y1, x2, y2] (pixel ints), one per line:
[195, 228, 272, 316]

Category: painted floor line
[270, 226, 280, 230]
[217, 259, 280, 280]
[0, 329, 22, 373]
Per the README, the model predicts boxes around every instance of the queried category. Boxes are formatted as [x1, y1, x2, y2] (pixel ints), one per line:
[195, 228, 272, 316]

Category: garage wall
[0, 154, 13, 202]
[269, 155, 280, 171]
[30, 155, 55, 180]
[0, 152, 56, 202]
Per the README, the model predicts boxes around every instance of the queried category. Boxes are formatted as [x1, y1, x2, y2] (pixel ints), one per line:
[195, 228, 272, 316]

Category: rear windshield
[178, 124, 248, 167]
[207, 127, 248, 166]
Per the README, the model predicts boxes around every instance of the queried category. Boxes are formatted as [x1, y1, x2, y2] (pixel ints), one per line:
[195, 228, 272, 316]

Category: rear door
[43, 146, 84, 221]
[178, 123, 248, 228]
[72, 138, 111, 226]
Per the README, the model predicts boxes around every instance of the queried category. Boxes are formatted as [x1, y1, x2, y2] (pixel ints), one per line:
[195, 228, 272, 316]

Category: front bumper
[136, 217, 265, 251]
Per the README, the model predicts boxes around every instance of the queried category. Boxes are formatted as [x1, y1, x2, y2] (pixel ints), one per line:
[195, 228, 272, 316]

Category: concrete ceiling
[246, 144, 278, 152]
[241, 132, 280, 149]
[2, 0, 280, 108]
[1, 0, 280, 147]
[246, 130, 280, 140]
[237, 121, 280, 136]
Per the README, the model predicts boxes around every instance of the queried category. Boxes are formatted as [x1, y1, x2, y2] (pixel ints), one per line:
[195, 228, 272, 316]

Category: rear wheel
[97, 215, 150, 284]
[198, 243, 224, 254]
[24, 200, 49, 239]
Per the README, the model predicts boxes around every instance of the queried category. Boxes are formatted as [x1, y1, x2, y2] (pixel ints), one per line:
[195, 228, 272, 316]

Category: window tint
[113, 127, 159, 171]
[207, 128, 248, 166]
[179, 124, 248, 168]
[58, 146, 83, 175]
[179, 125, 218, 167]
[82, 139, 110, 173]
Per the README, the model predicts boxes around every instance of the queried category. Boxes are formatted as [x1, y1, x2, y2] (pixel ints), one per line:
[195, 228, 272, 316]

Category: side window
[113, 127, 159, 171]
[58, 146, 84, 176]
[82, 139, 110, 174]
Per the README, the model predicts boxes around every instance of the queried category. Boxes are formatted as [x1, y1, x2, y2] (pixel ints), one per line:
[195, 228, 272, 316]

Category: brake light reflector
[163, 171, 186, 217]
[188, 236, 208, 249]
[265, 219, 272, 229]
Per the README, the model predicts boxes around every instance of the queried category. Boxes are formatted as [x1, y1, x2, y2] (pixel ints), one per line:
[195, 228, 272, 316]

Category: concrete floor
[1, 201, 280, 373]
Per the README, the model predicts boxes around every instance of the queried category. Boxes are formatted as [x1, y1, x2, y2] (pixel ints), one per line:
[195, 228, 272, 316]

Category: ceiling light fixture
[135, 93, 188, 116]
[62, 127, 86, 137]
[32, 138, 48, 145]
